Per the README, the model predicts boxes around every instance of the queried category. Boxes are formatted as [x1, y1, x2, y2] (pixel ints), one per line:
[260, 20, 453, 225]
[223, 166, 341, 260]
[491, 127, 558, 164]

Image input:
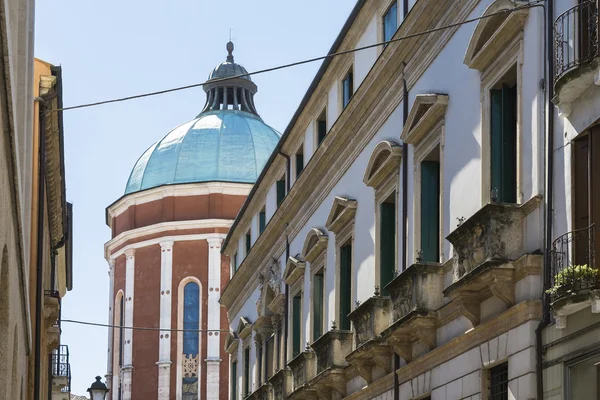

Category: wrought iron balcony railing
[554, 0, 599, 83]
[52, 345, 71, 393]
[549, 224, 598, 301]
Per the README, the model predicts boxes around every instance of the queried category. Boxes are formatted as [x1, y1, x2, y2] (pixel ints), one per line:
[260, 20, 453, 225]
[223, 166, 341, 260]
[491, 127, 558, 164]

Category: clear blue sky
[35, 0, 357, 396]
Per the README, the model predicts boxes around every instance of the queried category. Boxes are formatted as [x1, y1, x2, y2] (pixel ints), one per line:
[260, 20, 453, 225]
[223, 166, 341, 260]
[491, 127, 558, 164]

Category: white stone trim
[112, 289, 124, 400]
[108, 233, 228, 262]
[206, 237, 223, 400]
[176, 276, 203, 400]
[105, 219, 233, 259]
[157, 241, 174, 400]
[106, 260, 115, 377]
[122, 249, 135, 400]
[107, 182, 252, 226]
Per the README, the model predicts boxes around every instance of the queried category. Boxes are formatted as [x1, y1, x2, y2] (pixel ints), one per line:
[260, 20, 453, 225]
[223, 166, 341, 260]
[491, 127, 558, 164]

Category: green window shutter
[380, 201, 396, 294]
[312, 274, 324, 340]
[490, 86, 517, 203]
[276, 180, 286, 207]
[296, 154, 304, 178]
[421, 161, 440, 263]
[244, 347, 250, 396]
[339, 244, 352, 330]
[501, 84, 517, 203]
[259, 211, 266, 234]
[257, 344, 262, 384]
[292, 295, 302, 357]
[231, 361, 237, 400]
[317, 120, 327, 145]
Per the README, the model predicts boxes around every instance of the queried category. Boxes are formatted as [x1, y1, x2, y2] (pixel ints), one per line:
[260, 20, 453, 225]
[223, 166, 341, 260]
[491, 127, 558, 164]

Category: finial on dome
[226, 41, 234, 63]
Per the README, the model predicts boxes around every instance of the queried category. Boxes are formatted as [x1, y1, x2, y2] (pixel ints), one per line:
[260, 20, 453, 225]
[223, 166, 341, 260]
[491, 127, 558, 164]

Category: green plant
[546, 264, 599, 297]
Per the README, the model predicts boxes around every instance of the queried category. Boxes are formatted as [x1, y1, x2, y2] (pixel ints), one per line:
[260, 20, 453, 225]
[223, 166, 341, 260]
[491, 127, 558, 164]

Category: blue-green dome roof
[125, 110, 280, 194]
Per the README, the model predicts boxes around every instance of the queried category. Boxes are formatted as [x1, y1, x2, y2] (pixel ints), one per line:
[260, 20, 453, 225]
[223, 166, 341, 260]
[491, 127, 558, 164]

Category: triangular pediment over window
[325, 197, 357, 234]
[302, 228, 329, 263]
[283, 256, 306, 285]
[363, 140, 403, 188]
[464, 0, 529, 71]
[401, 94, 449, 145]
[236, 317, 253, 340]
[225, 331, 239, 354]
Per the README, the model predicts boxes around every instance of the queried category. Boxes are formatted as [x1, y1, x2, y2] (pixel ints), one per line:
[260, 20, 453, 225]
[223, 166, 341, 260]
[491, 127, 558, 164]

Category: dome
[208, 61, 251, 82]
[125, 110, 280, 194]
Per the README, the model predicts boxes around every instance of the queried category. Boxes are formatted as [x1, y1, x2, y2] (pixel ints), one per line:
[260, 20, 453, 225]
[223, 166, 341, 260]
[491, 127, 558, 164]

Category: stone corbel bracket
[381, 311, 438, 363]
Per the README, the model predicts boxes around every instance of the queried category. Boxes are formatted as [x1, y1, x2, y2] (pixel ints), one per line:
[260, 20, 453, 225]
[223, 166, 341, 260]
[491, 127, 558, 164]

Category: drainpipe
[33, 97, 47, 400]
[536, 1, 554, 399]
[277, 150, 291, 366]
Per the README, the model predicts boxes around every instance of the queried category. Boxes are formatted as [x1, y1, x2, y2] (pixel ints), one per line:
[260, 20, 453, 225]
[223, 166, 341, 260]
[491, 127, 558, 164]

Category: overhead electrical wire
[60, 319, 231, 333]
[57, 0, 544, 112]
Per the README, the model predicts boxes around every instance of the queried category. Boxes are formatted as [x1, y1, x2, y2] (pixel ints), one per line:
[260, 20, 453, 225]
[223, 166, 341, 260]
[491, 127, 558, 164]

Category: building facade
[541, 0, 600, 399]
[0, 2, 74, 398]
[220, 1, 550, 399]
[103, 43, 280, 400]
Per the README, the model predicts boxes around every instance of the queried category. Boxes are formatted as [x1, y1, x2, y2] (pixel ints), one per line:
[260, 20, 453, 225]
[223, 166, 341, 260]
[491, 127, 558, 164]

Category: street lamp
[87, 376, 109, 400]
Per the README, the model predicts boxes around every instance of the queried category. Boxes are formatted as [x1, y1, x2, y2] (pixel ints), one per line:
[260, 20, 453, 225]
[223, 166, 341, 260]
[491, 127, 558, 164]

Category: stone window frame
[175, 276, 203, 400]
[288, 279, 304, 361]
[364, 140, 402, 284]
[301, 228, 329, 345]
[241, 336, 252, 398]
[481, 359, 509, 400]
[478, 38, 524, 206]
[314, 103, 328, 150]
[229, 353, 239, 400]
[338, 58, 355, 112]
[401, 95, 448, 264]
[325, 197, 357, 330]
[378, 0, 399, 49]
[309, 252, 327, 344]
[563, 347, 600, 400]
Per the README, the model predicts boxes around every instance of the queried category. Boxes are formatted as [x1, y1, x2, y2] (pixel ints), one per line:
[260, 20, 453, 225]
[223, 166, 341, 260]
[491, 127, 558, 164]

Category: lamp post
[87, 376, 109, 400]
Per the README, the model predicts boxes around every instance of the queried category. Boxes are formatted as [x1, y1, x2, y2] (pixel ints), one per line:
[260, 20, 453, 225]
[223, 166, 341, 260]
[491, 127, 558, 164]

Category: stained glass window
[182, 282, 200, 400]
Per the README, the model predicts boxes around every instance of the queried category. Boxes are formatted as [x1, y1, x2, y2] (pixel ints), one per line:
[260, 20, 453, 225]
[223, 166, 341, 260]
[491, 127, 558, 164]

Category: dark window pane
[343, 71, 353, 108]
[339, 244, 352, 330]
[276, 180, 286, 207]
[244, 347, 250, 397]
[292, 295, 302, 357]
[421, 161, 440, 262]
[259, 211, 266, 235]
[489, 362, 508, 400]
[231, 362, 237, 400]
[317, 119, 327, 145]
[490, 85, 517, 203]
[380, 199, 396, 294]
[313, 273, 324, 340]
[245, 232, 251, 254]
[296, 153, 304, 178]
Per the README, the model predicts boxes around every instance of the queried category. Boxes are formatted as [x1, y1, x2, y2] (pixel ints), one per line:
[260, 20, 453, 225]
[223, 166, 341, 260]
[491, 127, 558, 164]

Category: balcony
[248, 382, 272, 400]
[268, 368, 293, 400]
[549, 225, 600, 328]
[307, 329, 352, 398]
[346, 292, 393, 383]
[381, 263, 444, 362]
[288, 349, 317, 398]
[553, 0, 600, 116]
[44, 290, 61, 352]
[51, 345, 71, 400]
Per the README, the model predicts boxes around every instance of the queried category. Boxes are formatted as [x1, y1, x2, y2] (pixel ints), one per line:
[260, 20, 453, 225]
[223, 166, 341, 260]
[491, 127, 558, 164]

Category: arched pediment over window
[363, 140, 402, 188]
[302, 228, 328, 263]
[464, 0, 529, 71]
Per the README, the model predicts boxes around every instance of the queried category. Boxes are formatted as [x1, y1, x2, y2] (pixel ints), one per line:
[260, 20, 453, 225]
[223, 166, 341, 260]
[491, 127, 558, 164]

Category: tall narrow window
[317, 109, 327, 146]
[276, 177, 286, 207]
[295, 145, 304, 178]
[339, 244, 352, 330]
[182, 282, 200, 400]
[292, 295, 302, 357]
[256, 341, 263, 385]
[245, 231, 251, 255]
[421, 157, 440, 263]
[231, 361, 237, 400]
[265, 335, 274, 380]
[488, 362, 509, 400]
[342, 69, 354, 108]
[490, 68, 517, 204]
[118, 295, 124, 400]
[383, 2, 398, 43]
[259, 208, 266, 235]
[380, 192, 396, 293]
[312, 272, 324, 340]
[243, 347, 250, 397]
[233, 252, 238, 272]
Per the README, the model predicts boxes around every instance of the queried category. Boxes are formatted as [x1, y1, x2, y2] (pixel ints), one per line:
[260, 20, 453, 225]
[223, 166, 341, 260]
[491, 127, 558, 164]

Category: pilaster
[157, 241, 174, 399]
[206, 237, 223, 400]
[123, 249, 135, 400]
[106, 260, 115, 400]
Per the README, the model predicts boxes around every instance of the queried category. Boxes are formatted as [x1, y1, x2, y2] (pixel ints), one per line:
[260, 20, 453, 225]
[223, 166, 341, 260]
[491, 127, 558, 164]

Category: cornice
[106, 182, 251, 227]
[105, 219, 233, 259]
[220, 0, 479, 316]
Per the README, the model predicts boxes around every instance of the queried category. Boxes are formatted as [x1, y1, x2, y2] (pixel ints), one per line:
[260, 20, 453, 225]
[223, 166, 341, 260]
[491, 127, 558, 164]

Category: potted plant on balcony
[546, 264, 599, 298]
